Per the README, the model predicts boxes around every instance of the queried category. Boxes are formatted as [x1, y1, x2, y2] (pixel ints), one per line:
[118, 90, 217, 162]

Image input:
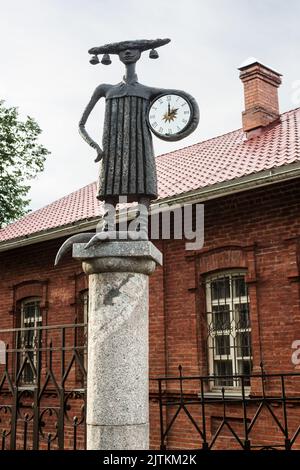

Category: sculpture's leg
[84, 197, 150, 250]
[138, 197, 150, 239]
[98, 197, 117, 232]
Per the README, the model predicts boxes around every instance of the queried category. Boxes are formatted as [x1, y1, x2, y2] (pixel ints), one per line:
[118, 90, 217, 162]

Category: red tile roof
[1, 107, 300, 244]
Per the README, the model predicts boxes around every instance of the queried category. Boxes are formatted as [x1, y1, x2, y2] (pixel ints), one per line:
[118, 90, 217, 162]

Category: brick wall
[0, 178, 300, 449]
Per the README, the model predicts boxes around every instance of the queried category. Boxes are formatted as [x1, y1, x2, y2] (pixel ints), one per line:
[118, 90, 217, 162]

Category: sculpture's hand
[90, 142, 104, 162]
[95, 147, 104, 163]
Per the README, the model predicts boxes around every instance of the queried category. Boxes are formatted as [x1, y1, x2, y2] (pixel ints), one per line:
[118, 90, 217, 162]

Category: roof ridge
[278, 106, 300, 121]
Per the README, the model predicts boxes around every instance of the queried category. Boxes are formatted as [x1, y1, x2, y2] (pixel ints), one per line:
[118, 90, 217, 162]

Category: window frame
[18, 297, 42, 385]
[81, 290, 89, 325]
[205, 270, 252, 390]
[75, 290, 88, 387]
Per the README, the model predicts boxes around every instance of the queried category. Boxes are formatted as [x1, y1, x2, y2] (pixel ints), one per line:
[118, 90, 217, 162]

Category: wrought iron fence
[2, 322, 300, 451]
[153, 365, 300, 450]
[0, 323, 87, 450]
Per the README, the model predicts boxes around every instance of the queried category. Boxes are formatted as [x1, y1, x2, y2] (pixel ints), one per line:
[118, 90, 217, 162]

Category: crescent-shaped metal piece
[54, 232, 95, 266]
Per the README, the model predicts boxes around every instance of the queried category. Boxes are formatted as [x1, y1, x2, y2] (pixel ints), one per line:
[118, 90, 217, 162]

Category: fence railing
[2, 324, 300, 451]
[152, 365, 300, 450]
[0, 323, 87, 450]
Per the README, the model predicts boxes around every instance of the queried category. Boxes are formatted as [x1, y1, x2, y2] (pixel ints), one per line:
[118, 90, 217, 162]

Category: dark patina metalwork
[0, 323, 87, 450]
[79, 38, 199, 205]
[55, 37, 199, 264]
[2, 340, 300, 451]
[153, 364, 300, 450]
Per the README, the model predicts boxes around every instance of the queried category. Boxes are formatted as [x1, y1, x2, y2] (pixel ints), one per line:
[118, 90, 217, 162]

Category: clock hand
[168, 103, 170, 116]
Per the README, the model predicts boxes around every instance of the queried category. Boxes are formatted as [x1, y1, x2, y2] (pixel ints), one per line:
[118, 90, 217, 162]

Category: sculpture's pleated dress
[98, 88, 157, 202]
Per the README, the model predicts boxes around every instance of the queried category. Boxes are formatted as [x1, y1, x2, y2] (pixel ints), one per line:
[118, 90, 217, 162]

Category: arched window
[205, 271, 252, 388]
[18, 297, 42, 384]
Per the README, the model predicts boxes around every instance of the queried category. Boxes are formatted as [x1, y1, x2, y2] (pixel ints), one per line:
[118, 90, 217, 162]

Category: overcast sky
[1, 0, 300, 211]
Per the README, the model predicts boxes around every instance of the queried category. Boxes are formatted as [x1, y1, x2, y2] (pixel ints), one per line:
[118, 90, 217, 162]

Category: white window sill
[199, 389, 250, 399]
[17, 385, 36, 390]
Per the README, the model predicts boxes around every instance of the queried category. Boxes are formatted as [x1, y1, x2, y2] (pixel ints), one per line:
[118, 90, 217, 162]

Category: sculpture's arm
[79, 84, 108, 162]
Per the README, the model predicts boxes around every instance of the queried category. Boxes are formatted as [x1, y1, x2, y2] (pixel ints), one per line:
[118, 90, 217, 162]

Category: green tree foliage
[0, 100, 50, 228]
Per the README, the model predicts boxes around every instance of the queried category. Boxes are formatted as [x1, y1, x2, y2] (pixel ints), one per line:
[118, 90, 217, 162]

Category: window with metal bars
[205, 271, 252, 388]
[18, 298, 42, 384]
[81, 290, 88, 372]
[81, 290, 89, 325]
[75, 290, 89, 386]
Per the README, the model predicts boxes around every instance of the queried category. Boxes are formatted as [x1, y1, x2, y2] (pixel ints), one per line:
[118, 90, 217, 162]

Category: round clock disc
[147, 93, 195, 141]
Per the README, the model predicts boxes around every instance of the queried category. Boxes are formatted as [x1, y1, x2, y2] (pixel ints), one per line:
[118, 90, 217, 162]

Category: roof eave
[152, 161, 300, 208]
[0, 161, 300, 254]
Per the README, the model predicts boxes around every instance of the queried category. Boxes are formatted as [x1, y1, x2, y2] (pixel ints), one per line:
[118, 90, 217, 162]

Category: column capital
[73, 240, 162, 275]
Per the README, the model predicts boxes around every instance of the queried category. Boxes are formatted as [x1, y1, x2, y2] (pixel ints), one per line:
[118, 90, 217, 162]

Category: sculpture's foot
[55, 232, 95, 265]
[97, 211, 110, 232]
[84, 230, 148, 250]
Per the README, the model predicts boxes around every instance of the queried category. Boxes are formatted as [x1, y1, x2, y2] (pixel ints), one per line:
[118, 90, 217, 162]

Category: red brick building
[1, 61, 300, 450]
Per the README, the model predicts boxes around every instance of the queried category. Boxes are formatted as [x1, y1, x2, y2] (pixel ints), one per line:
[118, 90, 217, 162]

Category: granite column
[73, 240, 162, 450]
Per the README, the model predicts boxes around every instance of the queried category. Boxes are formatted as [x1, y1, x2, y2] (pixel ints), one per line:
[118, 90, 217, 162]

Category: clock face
[148, 94, 192, 141]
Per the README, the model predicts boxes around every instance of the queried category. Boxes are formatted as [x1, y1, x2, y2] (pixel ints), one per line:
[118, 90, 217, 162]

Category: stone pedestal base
[73, 241, 162, 450]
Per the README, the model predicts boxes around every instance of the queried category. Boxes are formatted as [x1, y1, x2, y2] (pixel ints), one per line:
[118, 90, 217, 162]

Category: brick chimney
[239, 61, 282, 137]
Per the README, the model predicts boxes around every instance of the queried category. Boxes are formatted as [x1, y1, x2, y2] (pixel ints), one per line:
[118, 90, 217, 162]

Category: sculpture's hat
[88, 38, 171, 65]
[88, 38, 170, 56]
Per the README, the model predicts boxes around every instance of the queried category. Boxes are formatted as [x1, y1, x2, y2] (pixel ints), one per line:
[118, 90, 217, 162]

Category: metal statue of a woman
[55, 38, 199, 264]
[79, 38, 199, 213]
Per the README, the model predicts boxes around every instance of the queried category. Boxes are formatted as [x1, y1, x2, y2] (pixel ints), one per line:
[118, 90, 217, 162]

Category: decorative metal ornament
[149, 49, 159, 59]
[89, 55, 99, 65]
[101, 53, 112, 65]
